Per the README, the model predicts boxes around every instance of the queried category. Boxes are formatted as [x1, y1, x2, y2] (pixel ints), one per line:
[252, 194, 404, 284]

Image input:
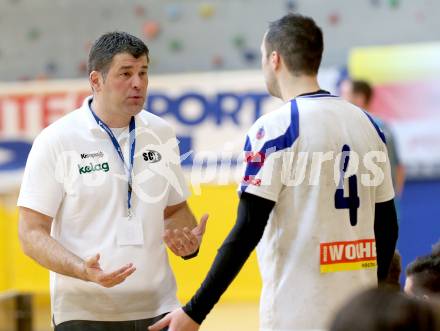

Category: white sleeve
[239, 150, 285, 202]
[375, 142, 395, 203]
[17, 131, 64, 218]
[237, 122, 286, 203]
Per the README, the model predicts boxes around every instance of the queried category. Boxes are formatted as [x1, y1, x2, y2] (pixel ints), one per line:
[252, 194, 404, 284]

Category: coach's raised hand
[149, 308, 199, 331]
[83, 253, 136, 288]
[163, 212, 209, 257]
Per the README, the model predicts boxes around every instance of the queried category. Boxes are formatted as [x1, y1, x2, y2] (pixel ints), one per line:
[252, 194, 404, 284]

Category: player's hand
[163, 214, 208, 257]
[82, 253, 136, 288]
[148, 308, 200, 331]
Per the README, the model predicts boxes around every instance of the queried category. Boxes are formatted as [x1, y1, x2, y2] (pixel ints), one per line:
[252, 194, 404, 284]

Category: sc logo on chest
[143, 150, 161, 163]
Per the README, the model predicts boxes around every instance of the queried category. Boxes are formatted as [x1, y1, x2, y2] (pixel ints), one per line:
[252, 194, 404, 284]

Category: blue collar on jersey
[297, 89, 331, 97]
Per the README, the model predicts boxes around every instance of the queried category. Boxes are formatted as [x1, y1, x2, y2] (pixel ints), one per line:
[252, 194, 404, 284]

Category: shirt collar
[81, 95, 149, 134]
[296, 89, 331, 97]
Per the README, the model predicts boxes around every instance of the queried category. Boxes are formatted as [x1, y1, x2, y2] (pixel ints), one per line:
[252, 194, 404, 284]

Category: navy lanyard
[89, 108, 136, 217]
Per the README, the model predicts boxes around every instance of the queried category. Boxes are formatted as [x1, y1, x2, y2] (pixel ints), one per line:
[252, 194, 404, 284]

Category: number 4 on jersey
[335, 144, 360, 226]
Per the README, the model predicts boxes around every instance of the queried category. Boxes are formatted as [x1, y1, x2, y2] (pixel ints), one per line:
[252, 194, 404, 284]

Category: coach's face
[94, 52, 149, 120]
[260, 33, 280, 99]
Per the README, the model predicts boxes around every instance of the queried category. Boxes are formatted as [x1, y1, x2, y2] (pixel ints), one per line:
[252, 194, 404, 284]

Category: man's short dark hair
[406, 255, 440, 296]
[329, 288, 439, 331]
[351, 80, 373, 106]
[265, 13, 323, 76]
[88, 31, 149, 77]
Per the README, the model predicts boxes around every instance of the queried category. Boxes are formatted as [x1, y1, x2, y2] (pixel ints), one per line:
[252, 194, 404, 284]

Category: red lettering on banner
[0, 91, 88, 136]
[42, 93, 73, 128]
[320, 239, 376, 265]
[77, 92, 90, 107]
[0, 96, 31, 134]
[16, 96, 28, 132]
[0, 101, 3, 132]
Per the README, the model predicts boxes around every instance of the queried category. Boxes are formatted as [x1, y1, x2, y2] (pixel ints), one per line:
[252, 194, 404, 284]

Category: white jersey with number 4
[239, 91, 395, 331]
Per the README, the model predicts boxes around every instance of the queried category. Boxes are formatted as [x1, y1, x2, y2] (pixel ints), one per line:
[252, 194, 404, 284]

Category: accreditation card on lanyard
[90, 106, 144, 246]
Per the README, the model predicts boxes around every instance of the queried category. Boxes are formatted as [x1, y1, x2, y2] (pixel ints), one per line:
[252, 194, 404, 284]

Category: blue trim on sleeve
[240, 100, 300, 193]
[363, 111, 387, 144]
[244, 135, 252, 152]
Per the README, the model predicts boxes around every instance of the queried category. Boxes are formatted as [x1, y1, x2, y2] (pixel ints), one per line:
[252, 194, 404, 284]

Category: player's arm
[163, 201, 208, 259]
[18, 207, 135, 287]
[374, 199, 399, 285]
[395, 164, 406, 196]
[149, 192, 275, 331]
[383, 125, 406, 196]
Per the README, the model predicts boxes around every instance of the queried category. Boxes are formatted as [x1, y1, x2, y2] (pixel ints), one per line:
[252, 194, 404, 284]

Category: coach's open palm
[148, 308, 199, 331]
[83, 253, 136, 288]
[163, 214, 208, 257]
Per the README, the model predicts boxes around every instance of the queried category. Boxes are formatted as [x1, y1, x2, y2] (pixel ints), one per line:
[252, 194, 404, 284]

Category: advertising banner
[349, 43, 440, 179]
[0, 69, 341, 192]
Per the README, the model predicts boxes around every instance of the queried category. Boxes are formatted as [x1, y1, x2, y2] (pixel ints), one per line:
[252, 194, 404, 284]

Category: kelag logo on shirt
[78, 162, 110, 174]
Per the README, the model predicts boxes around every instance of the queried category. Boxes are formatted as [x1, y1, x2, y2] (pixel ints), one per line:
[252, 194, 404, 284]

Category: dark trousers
[54, 313, 168, 331]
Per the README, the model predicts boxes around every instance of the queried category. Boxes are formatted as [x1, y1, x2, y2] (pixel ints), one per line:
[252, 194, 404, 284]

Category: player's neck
[279, 75, 321, 102]
[91, 98, 131, 128]
[363, 104, 372, 113]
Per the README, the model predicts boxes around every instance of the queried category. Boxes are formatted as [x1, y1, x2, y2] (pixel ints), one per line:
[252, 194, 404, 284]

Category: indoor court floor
[31, 300, 259, 331]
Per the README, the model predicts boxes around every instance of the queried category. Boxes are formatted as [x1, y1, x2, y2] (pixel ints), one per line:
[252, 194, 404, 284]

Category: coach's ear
[89, 70, 103, 93]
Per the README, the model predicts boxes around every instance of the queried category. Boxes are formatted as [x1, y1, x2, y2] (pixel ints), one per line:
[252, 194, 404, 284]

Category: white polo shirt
[18, 96, 189, 324]
[240, 92, 394, 331]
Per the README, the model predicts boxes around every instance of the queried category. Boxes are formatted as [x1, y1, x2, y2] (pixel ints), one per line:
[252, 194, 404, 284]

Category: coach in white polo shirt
[17, 32, 207, 331]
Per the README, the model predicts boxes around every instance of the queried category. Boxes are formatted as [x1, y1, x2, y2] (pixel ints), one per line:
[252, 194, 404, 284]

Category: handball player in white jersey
[151, 13, 398, 331]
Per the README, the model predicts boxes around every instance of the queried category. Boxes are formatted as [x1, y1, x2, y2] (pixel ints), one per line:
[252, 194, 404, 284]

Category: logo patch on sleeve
[242, 175, 261, 186]
[143, 150, 162, 163]
[256, 126, 265, 140]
